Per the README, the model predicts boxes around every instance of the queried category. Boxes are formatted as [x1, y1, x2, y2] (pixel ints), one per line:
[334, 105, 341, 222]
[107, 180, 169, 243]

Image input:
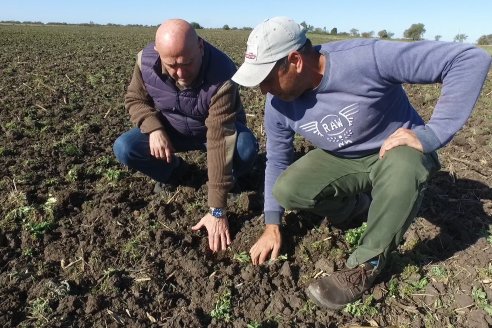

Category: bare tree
[454, 34, 468, 43]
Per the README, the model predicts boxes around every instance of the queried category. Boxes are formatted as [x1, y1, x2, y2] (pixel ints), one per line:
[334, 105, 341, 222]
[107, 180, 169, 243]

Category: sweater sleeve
[263, 95, 295, 224]
[374, 40, 491, 153]
[205, 80, 241, 208]
[125, 61, 164, 134]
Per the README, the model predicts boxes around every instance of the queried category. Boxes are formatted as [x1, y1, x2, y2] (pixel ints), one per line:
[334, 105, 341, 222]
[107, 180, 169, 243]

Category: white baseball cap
[232, 17, 307, 87]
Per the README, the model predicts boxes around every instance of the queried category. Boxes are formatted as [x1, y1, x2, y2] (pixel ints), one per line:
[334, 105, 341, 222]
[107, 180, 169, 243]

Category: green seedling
[123, 236, 143, 260]
[344, 222, 367, 247]
[22, 248, 34, 257]
[28, 297, 52, 324]
[388, 278, 399, 298]
[247, 321, 261, 328]
[62, 143, 82, 156]
[233, 251, 251, 264]
[269, 254, 288, 264]
[472, 286, 492, 316]
[299, 299, 317, 316]
[211, 288, 232, 322]
[343, 295, 378, 317]
[104, 168, 124, 183]
[66, 166, 82, 182]
[428, 265, 449, 283]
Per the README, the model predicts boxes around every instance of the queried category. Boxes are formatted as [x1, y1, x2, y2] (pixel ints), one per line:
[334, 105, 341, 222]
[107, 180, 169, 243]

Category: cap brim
[232, 61, 276, 87]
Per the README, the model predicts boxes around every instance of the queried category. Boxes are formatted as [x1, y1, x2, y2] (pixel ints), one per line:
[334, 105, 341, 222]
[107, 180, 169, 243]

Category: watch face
[212, 208, 223, 218]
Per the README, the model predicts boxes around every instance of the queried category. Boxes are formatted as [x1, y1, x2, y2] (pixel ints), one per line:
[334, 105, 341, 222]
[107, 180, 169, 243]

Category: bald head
[154, 19, 204, 87]
[155, 19, 199, 54]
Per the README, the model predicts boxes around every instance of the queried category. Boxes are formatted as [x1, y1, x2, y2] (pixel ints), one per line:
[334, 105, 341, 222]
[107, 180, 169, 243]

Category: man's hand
[192, 213, 232, 252]
[250, 224, 282, 265]
[379, 128, 423, 159]
[149, 129, 175, 163]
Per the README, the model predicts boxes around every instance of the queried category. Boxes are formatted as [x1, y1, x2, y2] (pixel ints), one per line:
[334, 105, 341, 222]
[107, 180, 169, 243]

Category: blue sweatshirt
[264, 39, 491, 224]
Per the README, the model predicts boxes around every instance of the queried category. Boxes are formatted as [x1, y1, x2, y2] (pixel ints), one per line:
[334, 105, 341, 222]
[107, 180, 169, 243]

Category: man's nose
[176, 68, 186, 78]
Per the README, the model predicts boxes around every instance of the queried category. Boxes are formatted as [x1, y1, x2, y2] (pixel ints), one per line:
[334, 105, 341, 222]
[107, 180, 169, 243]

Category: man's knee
[272, 171, 298, 209]
[113, 135, 131, 165]
[236, 129, 258, 162]
[376, 146, 433, 187]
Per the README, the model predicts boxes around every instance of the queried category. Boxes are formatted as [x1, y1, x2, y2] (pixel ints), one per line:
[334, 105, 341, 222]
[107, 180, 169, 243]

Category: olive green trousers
[272, 146, 440, 268]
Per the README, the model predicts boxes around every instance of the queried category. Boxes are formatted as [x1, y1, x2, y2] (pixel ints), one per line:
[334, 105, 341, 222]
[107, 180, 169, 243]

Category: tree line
[1, 20, 490, 44]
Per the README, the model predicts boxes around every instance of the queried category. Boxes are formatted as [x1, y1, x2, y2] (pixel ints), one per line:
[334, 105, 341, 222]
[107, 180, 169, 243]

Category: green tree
[434, 35, 442, 41]
[350, 28, 360, 37]
[378, 30, 394, 39]
[403, 23, 426, 40]
[454, 33, 468, 43]
[190, 22, 203, 29]
[477, 34, 492, 45]
[223, 24, 230, 30]
[299, 21, 314, 32]
[330, 27, 338, 35]
[361, 31, 375, 38]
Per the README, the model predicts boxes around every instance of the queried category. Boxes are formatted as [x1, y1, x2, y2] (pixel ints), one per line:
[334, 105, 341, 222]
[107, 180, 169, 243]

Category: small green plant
[73, 122, 89, 135]
[123, 236, 143, 260]
[299, 299, 317, 316]
[486, 225, 492, 245]
[98, 267, 118, 293]
[104, 168, 124, 183]
[233, 251, 251, 263]
[310, 237, 331, 251]
[269, 254, 288, 264]
[25, 221, 53, 237]
[211, 288, 232, 322]
[42, 195, 57, 219]
[62, 143, 82, 156]
[471, 286, 492, 315]
[478, 263, 492, 280]
[388, 277, 399, 298]
[66, 166, 82, 182]
[247, 321, 261, 328]
[22, 248, 34, 257]
[343, 295, 378, 317]
[344, 222, 367, 247]
[28, 297, 52, 324]
[428, 265, 449, 282]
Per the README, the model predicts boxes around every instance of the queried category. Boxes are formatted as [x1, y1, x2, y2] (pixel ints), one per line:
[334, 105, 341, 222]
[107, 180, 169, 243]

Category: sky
[1, 0, 490, 43]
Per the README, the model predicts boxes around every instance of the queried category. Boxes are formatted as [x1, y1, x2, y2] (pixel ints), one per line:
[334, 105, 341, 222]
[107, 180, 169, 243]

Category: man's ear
[198, 37, 204, 55]
[288, 51, 303, 73]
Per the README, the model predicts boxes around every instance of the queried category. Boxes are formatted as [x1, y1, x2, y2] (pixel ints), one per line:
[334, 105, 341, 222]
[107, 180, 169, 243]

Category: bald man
[114, 19, 258, 252]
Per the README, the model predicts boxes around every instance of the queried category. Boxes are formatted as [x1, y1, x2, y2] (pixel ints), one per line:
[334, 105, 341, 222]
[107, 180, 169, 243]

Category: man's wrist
[210, 207, 226, 218]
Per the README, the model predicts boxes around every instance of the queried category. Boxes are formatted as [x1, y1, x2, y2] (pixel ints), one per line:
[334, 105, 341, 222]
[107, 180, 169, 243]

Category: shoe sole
[305, 285, 346, 310]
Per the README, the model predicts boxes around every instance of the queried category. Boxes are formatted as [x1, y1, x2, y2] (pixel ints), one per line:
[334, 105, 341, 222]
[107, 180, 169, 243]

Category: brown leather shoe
[306, 260, 381, 310]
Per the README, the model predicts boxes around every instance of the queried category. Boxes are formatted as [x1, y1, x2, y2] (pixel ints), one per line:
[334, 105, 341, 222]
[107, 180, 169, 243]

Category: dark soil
[1, 25, 491, 328]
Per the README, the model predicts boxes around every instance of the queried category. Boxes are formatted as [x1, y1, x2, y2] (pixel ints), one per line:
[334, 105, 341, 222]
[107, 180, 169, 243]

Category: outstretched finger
[271, 243, 280, 261]
[258, 249, 271, 265]
[220, 233, 227, 251]
[225, 229, 231, 246]
[249, 245, 259, 265]
[213, 231, 220, 252]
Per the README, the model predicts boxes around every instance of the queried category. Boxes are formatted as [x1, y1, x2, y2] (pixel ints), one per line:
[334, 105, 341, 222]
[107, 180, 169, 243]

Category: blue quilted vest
[141, 41, 244, 140]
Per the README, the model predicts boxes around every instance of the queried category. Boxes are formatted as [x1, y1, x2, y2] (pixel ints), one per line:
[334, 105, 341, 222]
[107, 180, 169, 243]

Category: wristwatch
[210, 207, 225, 219]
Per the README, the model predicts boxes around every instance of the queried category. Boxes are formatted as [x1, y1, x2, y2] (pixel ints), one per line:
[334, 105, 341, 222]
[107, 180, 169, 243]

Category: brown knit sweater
[125, 53, 242, 209]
